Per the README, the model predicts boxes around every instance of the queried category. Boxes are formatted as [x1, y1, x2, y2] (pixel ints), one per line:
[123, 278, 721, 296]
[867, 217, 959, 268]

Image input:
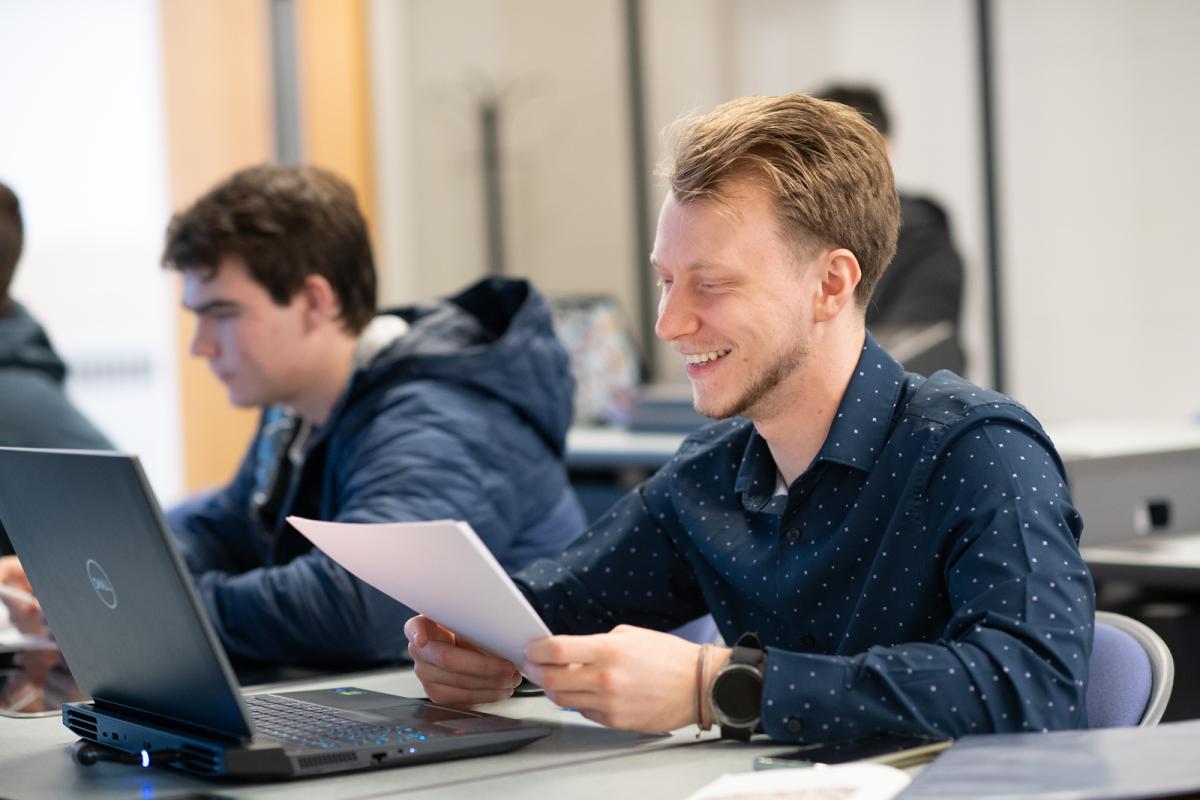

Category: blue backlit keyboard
[246, 694, 432, 751]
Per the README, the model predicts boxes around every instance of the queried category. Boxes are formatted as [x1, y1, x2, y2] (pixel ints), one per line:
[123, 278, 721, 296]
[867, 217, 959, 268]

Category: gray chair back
[1088, 610, 1174, 727]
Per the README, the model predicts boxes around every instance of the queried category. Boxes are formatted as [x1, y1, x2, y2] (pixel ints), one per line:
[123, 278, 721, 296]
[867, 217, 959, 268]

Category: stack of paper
[288, 517, 551, 665]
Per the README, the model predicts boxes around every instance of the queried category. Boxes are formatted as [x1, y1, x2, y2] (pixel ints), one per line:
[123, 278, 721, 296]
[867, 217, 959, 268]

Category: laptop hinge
[87, 696, 249, 745]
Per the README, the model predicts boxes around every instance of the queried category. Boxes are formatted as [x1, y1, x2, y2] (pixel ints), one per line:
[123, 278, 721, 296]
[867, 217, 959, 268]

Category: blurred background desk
[567, 417, 1200, 549]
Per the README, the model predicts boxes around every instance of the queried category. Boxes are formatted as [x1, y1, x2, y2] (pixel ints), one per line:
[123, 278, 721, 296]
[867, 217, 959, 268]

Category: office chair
[1086, 610, 1174, 727]
[671, 615, 721, 645]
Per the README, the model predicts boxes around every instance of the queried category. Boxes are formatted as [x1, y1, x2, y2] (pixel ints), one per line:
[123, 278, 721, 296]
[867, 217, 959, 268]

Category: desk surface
[1083, 532, 1200, 590]
[0, 667, 793, 800]
[566, 426, 685, 469]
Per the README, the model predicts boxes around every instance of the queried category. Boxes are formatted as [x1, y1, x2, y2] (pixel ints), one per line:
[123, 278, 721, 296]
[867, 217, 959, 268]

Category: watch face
[713, 665, 761, 725]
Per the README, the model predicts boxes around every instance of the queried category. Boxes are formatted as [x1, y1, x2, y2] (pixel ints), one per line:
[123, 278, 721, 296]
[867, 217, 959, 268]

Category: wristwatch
[710, 632, 766, 740]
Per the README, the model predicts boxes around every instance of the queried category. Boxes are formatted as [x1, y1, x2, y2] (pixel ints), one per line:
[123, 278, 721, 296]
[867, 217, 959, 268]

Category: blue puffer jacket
[171, 278, 585, 667]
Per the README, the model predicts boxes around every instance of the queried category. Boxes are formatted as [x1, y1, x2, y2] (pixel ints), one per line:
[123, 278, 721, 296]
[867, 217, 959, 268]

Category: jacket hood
[348, 277, 576, 455]
[0, 301, 67, 382]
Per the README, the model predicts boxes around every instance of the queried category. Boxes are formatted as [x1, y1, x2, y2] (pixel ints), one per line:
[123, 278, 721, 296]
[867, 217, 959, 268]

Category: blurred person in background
[0, 179, 113, 562]
[0, 179, 112, 712]
[816, 84, 966, 376]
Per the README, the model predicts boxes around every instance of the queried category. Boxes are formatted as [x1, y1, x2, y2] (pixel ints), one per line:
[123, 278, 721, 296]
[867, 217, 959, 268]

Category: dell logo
[85, 559, 118, 609]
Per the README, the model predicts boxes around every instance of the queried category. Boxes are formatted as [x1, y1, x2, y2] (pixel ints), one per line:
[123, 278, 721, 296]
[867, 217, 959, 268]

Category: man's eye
[656, 277, 673, 288]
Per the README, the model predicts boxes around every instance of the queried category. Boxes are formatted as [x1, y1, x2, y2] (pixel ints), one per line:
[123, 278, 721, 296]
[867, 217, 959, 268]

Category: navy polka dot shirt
[515, 335, 1095, 742]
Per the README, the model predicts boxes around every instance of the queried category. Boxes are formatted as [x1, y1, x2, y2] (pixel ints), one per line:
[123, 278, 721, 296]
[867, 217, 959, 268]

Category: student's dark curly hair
[162, 164, 376, 333]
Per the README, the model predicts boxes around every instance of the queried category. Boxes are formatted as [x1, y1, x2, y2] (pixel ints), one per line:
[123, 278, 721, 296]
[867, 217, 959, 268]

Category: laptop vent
[178, 743, 223, 776]
[64, 708, 99, 741]
[297, 751, 359, 769]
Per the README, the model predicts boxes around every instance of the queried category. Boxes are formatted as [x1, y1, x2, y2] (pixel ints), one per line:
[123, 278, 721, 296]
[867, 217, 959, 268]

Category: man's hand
[523, 624, 731, 733]
[0, 556, 45, 635]
[405, 615, 523, 706]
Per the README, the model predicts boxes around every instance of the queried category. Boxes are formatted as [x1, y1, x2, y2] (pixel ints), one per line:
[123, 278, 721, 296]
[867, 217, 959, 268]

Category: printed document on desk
[288, 516, 551, 665]
[687, 763, 910, 800]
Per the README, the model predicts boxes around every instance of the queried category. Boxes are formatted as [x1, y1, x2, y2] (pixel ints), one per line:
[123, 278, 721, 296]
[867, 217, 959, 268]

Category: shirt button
[785, 527, 801, 543]
[800, 634, 816, 649]
[785, 717, 803, 734]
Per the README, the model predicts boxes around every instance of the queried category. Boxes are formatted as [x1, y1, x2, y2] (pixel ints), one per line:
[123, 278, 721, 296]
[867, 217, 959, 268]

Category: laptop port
[371, 752, 387, 764]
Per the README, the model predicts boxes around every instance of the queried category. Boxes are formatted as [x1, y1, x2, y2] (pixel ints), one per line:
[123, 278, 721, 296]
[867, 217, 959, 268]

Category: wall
[368, 0, 638, 322]
[996, 0, 1200, 422]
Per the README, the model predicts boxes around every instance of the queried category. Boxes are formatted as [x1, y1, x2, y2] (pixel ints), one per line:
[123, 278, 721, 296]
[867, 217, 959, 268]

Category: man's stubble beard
[694, 334, 811, 421]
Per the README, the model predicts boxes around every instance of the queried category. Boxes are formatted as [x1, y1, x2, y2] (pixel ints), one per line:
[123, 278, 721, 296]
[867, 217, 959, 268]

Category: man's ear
[298, 274, 341, 331]
[813, 248, 861, 323]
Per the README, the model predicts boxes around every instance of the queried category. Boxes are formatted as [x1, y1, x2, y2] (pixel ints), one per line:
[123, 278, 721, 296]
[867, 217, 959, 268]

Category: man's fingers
[404, 615, 454, 648]
[525, 634, 608, 666]
[415, 658, 522, 692]
[0, 556, 40, 623]
[411, 634, 521, 707]
[412, 633, 516, 671]
[405, 615, 526, 709]
[423, 682, 519, 707]
[521, 660, 594, 693]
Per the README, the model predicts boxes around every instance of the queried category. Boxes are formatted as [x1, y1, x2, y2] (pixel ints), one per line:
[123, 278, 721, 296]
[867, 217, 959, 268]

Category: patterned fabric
[517, 334, 1094, 742]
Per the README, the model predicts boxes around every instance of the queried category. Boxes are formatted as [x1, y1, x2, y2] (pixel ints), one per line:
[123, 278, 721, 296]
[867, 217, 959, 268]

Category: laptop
[0, 447, 550, 779]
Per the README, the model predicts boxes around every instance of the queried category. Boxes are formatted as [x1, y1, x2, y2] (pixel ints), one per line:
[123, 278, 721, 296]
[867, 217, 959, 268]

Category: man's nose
[189, 318, 217, 359]
[654, 285, 698, 342]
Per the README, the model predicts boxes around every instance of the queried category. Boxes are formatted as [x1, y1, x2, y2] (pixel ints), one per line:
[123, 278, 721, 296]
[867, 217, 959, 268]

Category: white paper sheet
[686, 763, 910, 800]
[287, 516, 551, 665]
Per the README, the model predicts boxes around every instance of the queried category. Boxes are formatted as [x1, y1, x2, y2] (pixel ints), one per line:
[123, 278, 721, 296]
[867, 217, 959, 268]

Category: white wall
[369, 0, 1200, 425]
[0, 0, 183, 503]
[369, 0, 637, 323]
[996, 0, 1200, 423]
[822, 0, 986, 386]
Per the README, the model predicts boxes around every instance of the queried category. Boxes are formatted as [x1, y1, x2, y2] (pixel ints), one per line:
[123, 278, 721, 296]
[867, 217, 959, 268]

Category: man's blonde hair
[668, 94, 900, 306]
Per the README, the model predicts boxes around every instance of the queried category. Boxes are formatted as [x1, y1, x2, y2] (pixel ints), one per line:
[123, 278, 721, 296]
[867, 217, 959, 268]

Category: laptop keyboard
[246, 694, 433, 751]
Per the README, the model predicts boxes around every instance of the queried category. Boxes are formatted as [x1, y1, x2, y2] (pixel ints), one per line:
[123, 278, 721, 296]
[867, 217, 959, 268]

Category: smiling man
[406, 95, 1095, 743]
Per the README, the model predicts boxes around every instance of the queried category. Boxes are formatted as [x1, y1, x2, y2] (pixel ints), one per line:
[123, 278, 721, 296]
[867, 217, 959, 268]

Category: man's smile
[683, 348, 732, 365]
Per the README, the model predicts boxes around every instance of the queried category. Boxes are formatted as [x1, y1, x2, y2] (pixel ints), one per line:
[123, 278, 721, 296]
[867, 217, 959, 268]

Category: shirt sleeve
[759, 422, 1095, 743]
[515, 466, 709, 635]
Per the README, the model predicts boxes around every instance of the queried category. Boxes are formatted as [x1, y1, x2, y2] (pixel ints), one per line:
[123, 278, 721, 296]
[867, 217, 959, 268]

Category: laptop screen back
[0, 448, 252, 740]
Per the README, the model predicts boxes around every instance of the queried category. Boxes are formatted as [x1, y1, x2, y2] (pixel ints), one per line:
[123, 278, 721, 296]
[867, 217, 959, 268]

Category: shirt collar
[815, 332, 905, 472]
[734, 333, 905, 509]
